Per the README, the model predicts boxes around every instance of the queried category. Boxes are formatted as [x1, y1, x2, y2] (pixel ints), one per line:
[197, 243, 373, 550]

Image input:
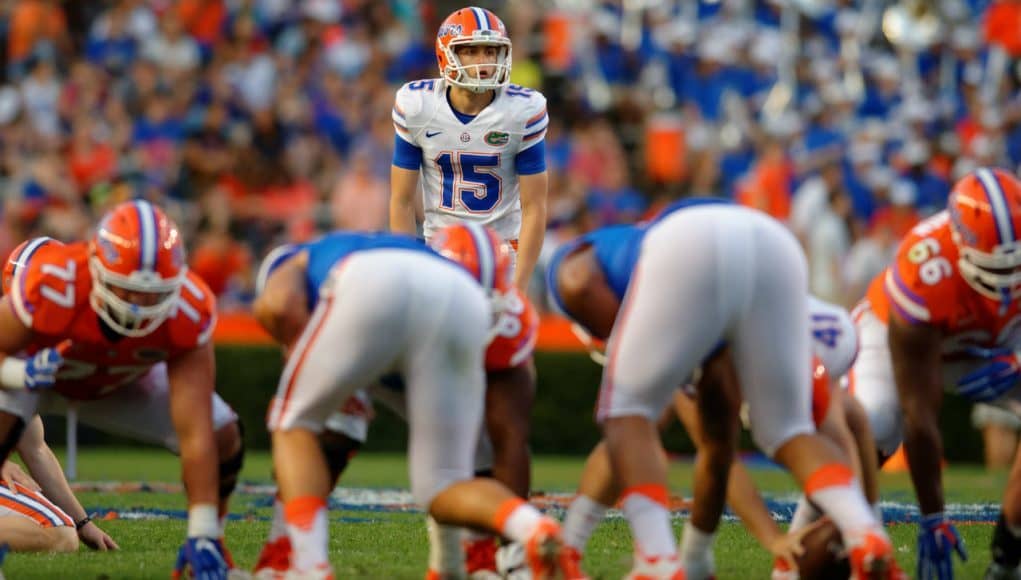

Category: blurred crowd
[1, 0, 1020, 313]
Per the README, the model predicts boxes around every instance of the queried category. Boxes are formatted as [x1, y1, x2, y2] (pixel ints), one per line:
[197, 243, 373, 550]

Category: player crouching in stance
[554, 199, 899, 579]
[262, 229, 569, 579]
[847, 168, 1021, 580]
[0, 202, 244, 579]
[0, 416, 116, 552]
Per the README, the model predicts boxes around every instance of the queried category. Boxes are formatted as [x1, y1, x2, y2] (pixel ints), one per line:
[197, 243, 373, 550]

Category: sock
[427, 516, 464, 573]
[677, 521, 716, 578]
[992, 513, 1021, 568]
[804, 464, 880, 545]
[268, 494, 287, 542]
[621, 484, 677, 559]
[494, 498, 543, 544]
[284, 496, 329, 571]
[562, 495, 609, 551]
[789, 495, 821, 533]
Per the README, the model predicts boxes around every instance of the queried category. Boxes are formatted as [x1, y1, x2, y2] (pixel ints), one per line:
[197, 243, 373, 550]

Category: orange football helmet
[431, 223, 512, 295]
[89, 200, 187, 336]
[435, 6, 511, 93]
[948, 167, 1021, 304]
[2, 237, 54, 296]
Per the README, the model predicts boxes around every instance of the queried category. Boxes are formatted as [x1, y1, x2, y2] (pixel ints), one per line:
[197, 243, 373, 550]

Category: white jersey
[392, 78, 548, 241]
[808, 295, 858, 378]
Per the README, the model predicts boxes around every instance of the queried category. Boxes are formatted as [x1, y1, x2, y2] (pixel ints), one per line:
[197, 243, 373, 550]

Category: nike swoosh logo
[425, 131, 442, 138]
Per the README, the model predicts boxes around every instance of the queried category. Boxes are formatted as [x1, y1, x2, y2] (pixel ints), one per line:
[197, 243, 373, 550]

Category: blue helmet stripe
[976, 168, 1015, 244]
[471, 7, 488, 30]
[134, 200, 158, 271]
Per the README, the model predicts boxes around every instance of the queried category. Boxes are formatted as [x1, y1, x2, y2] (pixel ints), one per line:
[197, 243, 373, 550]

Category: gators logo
[485, 131, 510, 146]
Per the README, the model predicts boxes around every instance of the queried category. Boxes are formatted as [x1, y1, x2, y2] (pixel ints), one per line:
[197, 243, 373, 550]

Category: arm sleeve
[392, 134, 424, 170]
[515, 139, 546, 175]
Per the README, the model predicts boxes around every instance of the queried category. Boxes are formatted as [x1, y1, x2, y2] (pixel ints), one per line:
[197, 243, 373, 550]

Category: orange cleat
[464, 536, 500, 579]
[847, 530, 905, 580]
[561, 545, 589, 580]
[253, 536, 293, 579]
[524, 517, 569, 580]
[625, 552, 686, 580]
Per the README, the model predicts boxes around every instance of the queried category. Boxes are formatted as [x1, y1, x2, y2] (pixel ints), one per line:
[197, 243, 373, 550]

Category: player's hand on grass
[173, 537, 230, 580]
[917, 512, 967, 580]
[79, 519, 119, 551]
[769, 517, 829, 572]
[0, 460, 39, 492]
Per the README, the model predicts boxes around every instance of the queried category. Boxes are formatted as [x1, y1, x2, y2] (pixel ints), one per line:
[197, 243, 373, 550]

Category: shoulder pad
[508, 85, 548, 141]
[167, 271, 218, 349]
[8, 240, 87, 335]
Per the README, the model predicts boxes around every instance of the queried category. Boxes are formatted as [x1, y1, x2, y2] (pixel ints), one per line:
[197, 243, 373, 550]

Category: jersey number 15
[436, 152, 502, 213]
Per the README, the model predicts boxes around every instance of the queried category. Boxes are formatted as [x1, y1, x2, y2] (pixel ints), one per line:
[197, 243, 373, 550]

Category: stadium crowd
[0, 0, 1018, 313]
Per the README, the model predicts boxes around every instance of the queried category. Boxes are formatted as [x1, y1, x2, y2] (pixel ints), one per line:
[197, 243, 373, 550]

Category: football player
[548, 198, 896, 579]
[547, 210, 885, 579]
[390, 6, 548, 293]
[251, 225, 545, 579]
[390, 11, 547, 567]
[848, 167, 1021, 580]
[0, 416, 117, 552]
[261, 229, 570, 578]
[0, 201, 244, 579]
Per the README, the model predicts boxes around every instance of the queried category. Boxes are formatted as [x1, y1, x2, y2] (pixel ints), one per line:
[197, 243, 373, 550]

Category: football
[794, 519, 850, 580]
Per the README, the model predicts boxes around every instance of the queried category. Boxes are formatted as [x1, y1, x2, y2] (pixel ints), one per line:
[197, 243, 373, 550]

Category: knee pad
[218, 420, 245, 500]
[320, 430, 362, 485]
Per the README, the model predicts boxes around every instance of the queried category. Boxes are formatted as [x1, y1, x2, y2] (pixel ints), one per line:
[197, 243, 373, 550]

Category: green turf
[1, 449, 1005, 578]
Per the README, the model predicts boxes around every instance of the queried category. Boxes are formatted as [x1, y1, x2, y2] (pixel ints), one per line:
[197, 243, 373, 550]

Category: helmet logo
[438, 23, 463, 38]
[949, 203, 978, 246]
[97, 234, 121, 264]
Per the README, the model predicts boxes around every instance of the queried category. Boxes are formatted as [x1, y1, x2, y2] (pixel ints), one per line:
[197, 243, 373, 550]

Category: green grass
[1, 449, 1005, 579]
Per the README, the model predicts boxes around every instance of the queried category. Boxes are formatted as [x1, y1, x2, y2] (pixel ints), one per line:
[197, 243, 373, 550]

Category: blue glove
[24, 348, 63, 391]
[172, 537, 229, 580]
[956, 347, 1021, 402]
[917, 513, 967, 580]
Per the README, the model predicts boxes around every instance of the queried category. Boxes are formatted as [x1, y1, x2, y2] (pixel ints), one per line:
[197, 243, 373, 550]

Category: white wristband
[0, 357, 27, 390]
[187, 504, 220, 538]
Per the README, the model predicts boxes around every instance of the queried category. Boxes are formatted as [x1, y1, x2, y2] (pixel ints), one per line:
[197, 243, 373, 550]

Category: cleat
[770, 556, 798, 580]
[847, 530, 903, 580]
[464, 536, 499, 579]
[253, 537, 292, 579]
[524, 518, 567, 580]
[985, 562, 1021, 580]
[561, 545, 589, 580]
[282, 564, 334, 580]
[625, 553, 686, 580]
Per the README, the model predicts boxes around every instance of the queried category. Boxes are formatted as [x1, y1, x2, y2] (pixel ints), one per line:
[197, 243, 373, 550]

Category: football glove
[917, 512, 967, 580]
[24, 348, 63, 391]
[172, 537, 229, 580]
[956, 347, 1021, 403]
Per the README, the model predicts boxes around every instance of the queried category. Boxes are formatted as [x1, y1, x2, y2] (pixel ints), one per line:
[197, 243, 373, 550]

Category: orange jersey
[5, 240, 216, 400]
[486, 288, 538, 371]
[863, 211, 1021, 352]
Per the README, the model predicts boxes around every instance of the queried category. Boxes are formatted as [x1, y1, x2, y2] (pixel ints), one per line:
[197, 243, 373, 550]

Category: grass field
[1, 448, 1008, 579]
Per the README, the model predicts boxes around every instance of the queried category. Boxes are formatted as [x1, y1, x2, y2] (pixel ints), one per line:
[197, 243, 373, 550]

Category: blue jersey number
[506, 84, 534, 98]
[436, 152, 502, 212]
[811, 313, 841, 349]
[408, 80, 436, 91]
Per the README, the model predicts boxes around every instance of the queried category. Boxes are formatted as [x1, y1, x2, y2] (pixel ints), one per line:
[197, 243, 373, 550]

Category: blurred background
[4, 0, 1021, 461]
